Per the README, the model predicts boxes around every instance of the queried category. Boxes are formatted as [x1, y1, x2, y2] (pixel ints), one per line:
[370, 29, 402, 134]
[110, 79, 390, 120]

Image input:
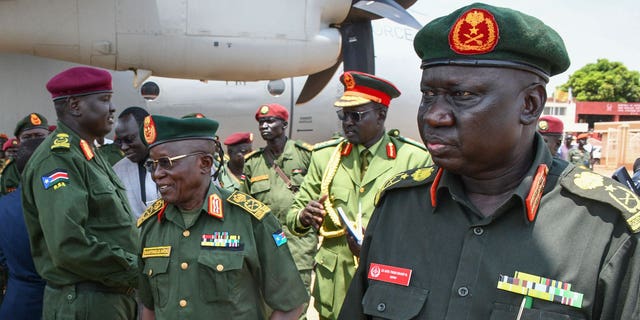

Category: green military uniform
[286, 131, 432, 319]
[340, 134, 640, 319]
[138, 184, 309, 319]
[218, 162, 245, 191]
[0, 160, 19, 195]
[21, 122, 138, 319]
[97, 142, 125, 166]
[243, 139, 316, 295]
[568, 148, 590, 169]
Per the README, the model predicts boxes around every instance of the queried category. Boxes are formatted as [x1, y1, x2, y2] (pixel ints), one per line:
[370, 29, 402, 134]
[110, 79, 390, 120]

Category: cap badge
[449, 8, 499, 55]
[143, 116, 157, 145]
[538, 120, 549, 131]
[249, 133, 254, 141]
[260, 105, 270, 114]
[30, 113, 42, 126]
[344, 73, 356, 90]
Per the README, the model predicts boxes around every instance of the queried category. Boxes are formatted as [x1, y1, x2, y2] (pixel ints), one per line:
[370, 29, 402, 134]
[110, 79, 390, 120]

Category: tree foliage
[560, 59, 640, 102]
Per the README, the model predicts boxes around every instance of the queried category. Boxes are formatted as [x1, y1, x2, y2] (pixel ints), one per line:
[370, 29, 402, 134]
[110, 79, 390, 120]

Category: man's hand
[346, 227, 365, 257]
[298, 194, 328, 230]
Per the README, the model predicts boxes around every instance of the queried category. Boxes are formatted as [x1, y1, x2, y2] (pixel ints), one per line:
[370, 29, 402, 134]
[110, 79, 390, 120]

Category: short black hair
[118, 106, 149, 126]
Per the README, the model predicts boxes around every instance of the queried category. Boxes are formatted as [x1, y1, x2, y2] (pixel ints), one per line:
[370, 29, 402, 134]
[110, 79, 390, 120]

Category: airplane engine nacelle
[0, 0, 351, 81]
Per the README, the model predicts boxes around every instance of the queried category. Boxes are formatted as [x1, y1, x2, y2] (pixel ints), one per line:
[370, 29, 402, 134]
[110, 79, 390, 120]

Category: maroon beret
[223, 132, 254, 146]
[46, 66, 113, 100]
[255, 103, 289, 121]
[537, 116, 564, 135]
[2, 138, 18, 151]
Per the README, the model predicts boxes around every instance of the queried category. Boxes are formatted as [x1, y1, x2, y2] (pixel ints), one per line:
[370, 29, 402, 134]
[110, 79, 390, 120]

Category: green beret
[414, 3, 570, 81]
[14, 113, 49, 137]
[141, 114, 219, 148]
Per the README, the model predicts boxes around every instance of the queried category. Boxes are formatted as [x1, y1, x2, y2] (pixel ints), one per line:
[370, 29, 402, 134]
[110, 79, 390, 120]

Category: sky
[406, 0, 640, 92]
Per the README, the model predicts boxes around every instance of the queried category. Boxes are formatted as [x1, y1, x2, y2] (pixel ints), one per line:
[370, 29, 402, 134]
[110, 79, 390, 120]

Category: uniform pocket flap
[198, 252, 244, 273]
[143, 257, 170, 278]
[363, 282, 429, 319]
[249, 178, 271, 195]
[314, 247, 338, 272]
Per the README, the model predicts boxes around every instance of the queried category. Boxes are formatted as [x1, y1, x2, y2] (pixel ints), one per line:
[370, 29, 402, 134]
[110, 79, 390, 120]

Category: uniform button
[179, 299, 187, 307]
[216, 264, 224, 271]
[458, 286, 469, 297]
[67, 294, 73, 300]
[376, 303, 386, 312]
[473, 227, 484, 236]
[359, 187, 365, 193]
[183, 230, 190, 237]
[148, 269, 153, 276]
[181, 262, 189, 270]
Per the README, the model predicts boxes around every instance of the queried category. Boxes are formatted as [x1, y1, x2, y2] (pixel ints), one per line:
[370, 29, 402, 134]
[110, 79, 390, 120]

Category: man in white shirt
[112, 106, 158, 218]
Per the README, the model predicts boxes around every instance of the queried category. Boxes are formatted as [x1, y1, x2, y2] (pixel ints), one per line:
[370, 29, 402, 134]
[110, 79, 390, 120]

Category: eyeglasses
[336, 109, 376, 122]
[144, 152, 206, 172]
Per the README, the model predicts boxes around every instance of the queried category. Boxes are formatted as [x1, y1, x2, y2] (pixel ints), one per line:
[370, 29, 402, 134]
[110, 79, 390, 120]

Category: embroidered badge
[412, 167, 434, 182]
[497, 271, 583, 308]
[41, 169, 69, 190]
[449, 8, 499, 55]
[367, 262, 412, 286]
[604, 183, 640, 232]
[538, 120, 549, 131]
[272, 230, 288, 247]
[386, 142, 396, 159]
[227, 191, 270, 220]
[341, 142, 353, 156]
[260, 105, 270, 114]
[79, 140, 94, 161]
[344, 72, 356, 90]
[30, 113, 42, 125]
[249, 175, 269, 183]
[143, 115, 157, 145]
[208, 193, 224, 219]
[51, 133, 70, 150]
[201, 232, 241, 248]
[574, 171, 604, 190]
[142, 246, 171, 258]
[525, 164, 548, 222]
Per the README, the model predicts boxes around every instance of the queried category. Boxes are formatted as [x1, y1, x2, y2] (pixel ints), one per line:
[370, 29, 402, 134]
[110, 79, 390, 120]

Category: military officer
[137, 115, 307, 320]
[0, 138, 19, 195]
[1, 113, 51, 195]
[569, 133, 592, 169]
[243, 103, 316, 316]
[21, 66, 139, 319]
[219, 131, 253, 190]
[538, 115, 565, 158]
[339, 3, 640, 319]
[286, 71, 432, 319]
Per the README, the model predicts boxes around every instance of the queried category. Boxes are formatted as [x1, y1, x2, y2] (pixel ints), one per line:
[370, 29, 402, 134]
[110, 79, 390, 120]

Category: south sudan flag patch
[41, 169, 69, 190]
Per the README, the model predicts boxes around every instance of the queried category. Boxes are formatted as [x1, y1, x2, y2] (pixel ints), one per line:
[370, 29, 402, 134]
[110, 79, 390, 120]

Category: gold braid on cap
[319, 141, 347, 238]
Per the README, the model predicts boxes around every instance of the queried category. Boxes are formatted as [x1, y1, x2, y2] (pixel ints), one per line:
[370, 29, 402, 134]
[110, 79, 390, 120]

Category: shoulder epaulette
[226, 190, 270, 221]
[137, 199, 166, 227]
[388, 130, 427, 151]
[294, 140, 314, 152]
[561, 166, 640, 233]
[313, 138, 344, 150]
[375, 166, 438, 206]
[50, 133, 71, 152]
[244, 149, 262, 160]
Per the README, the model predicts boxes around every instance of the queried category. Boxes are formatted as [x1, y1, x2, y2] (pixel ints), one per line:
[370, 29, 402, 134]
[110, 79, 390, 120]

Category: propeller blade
[352, 0, 422, 29]
[295, 57, 342, 105]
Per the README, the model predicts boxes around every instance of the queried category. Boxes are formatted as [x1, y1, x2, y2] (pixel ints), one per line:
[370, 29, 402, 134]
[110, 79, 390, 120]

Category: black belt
[48, 281, 134, 295]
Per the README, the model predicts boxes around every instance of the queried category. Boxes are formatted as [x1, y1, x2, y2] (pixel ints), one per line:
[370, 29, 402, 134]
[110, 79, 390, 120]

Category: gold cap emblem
[449, 8, 499, 54]
[260, 105, 269, 114]
[143, 115, 157, 145]
[344, 73, 356, 90]
[30, 113, 42, 125]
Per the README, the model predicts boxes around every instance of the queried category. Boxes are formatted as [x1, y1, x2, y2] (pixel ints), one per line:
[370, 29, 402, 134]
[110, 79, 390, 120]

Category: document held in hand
[337, 207, 363, 245]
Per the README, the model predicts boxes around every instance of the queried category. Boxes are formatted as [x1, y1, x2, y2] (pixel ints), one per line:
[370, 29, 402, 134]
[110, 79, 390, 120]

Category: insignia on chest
[201, 232, 243, 250]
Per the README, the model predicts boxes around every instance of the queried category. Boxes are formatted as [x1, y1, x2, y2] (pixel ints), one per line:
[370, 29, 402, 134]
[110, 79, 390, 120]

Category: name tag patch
[142, 246, 171, 258]
[368, 262, 412, 286]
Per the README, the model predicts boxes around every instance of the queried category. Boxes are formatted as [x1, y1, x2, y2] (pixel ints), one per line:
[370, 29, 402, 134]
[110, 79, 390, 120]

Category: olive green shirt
[96, 142, 124, 166]
[286, 132, 432, 319]
[21, 122, 139, 288]
[138, 185, 308, 320]
[340, 135, 640, 319]
[0, 160, 20, 195]
[218, 162, 245, 191]
[243, 139, 316, 271]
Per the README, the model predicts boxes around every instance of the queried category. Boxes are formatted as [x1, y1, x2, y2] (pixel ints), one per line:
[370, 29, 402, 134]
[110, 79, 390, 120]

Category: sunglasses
[336, 109, 376, 122]
[144, 152, 207, 172]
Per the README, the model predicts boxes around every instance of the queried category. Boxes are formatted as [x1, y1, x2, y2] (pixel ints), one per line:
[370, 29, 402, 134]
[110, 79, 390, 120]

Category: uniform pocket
[143, 257, 170, 308]
[313, 247, 338, 309]
[362, 282, 429, 320]
[88, 179, 129, 224]
[490, 302, 586, 320]
[249, 178, 271, 196]
[197, 251, 244, 302]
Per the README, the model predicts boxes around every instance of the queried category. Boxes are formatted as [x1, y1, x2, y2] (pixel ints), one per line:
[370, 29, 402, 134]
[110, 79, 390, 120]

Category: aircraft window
[267, 79, 286, 97]
[141, 81, 160, 101]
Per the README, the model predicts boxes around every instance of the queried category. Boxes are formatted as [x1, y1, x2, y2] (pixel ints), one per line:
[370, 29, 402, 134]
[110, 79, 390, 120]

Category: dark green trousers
[43, 285, 136, 320]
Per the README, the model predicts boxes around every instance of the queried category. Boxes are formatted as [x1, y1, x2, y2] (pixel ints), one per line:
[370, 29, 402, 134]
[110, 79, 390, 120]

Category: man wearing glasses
[137, 114, 307, 319]
[113, 106, 159, 219]
[21, 66, 139, 319]
[286, 71, 432, 319]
